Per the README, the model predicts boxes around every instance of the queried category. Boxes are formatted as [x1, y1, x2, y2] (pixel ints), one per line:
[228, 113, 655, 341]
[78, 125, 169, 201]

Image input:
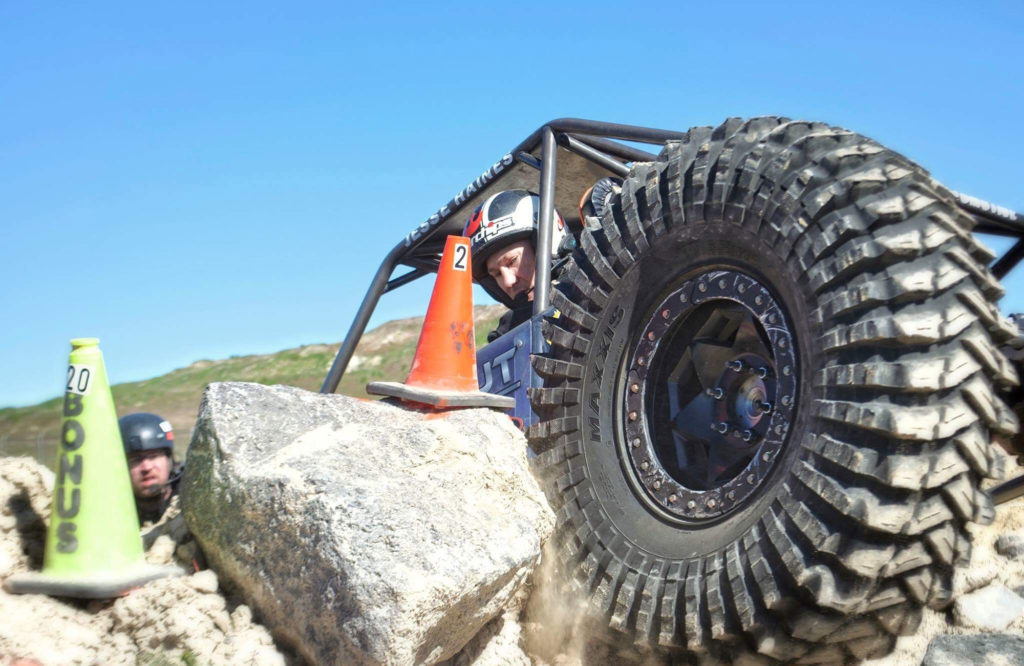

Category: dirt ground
[0, 456, 292, 666]
[3, 453, 1024, 665]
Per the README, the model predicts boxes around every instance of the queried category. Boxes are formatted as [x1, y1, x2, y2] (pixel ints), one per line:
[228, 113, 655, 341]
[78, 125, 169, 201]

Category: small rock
[212, 608, 233, 634]
[231, 604, 253, 631]
[443, 611, 531, 666]
[187, 570, 219, 594]
[0, 512, 17, 531]
[922, 633, 1024, 666]
[995, 532, 1024, 560]
[953, 583, 1024, 631]
[146, 534, 177, 565]
[954, 562, 999, 596]
[0, 546, 16, 577]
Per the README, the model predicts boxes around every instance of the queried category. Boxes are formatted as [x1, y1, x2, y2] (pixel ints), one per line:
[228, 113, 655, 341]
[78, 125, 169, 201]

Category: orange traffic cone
[367, 235, 514, 409]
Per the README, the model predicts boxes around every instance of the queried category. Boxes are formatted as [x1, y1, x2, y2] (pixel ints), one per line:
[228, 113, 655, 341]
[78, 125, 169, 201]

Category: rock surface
[953, 583, 1024, 631]
[0, 457, 52, 580]
[921, 633, 1024, 666]
[442, 608, 532, 666]
[182, 382, 554, 666]
[6, 399, 1024, 665]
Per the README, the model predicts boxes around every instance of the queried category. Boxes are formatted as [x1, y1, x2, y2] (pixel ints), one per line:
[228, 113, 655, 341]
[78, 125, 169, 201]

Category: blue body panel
[475, 313, 549, 428]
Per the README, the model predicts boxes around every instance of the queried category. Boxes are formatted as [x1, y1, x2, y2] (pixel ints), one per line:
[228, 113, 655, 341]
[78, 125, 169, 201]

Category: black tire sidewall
[573, 221, 817, 562]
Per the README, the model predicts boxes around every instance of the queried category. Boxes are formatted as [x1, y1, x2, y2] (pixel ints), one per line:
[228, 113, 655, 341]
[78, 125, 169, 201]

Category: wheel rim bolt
[755, 295, 764, 305]
[647, 331, 655, 341]
[768, 313, 777, 323]
[746, 474, 755, 484]
[669, 494, 677, 503]
[778, 337, 786, 348]
[763, 451, 772, 462]
[707, 499, 717, 509]
[727, 491, 735, 501]
[783, 365, 792, 376]
[687, 500, 696, 510]
[775, 424, 784, 435]
[629, 411, 638, 421]
[630, 383, 640, 394]
[653, 480, 662, 490]
[718, 279, 726, 289]
[680, 293, 688, 302]
[741, 429, 753, 442]
[638, 357, 646, 367]
[738, 283, 747, 294]
[661, 309, 670, 319]
[758, 366, 769, 379]
[640, 461, 649, 471]
[631, 438, 640, 448]
[782, 395, 792, 406]
[698, 282, 707, 292]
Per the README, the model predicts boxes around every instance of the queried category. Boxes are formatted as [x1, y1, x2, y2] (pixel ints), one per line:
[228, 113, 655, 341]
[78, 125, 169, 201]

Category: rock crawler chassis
[321, 117, 1024, 661]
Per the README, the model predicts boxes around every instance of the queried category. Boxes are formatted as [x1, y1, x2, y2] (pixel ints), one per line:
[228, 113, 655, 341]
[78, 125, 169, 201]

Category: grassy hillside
[0, 305, 504, 464]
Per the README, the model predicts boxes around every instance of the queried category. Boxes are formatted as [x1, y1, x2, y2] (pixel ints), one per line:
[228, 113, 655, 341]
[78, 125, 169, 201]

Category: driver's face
[127, 449, 171, 499]
[486, 240, 536, 302]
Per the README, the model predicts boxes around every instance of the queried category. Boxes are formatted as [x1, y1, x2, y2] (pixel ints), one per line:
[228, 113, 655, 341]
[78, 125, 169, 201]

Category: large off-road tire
[528, 117, 1019, 663]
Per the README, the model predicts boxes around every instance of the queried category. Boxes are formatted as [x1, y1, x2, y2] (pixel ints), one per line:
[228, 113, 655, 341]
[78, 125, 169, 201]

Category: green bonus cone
[4, 338, 181, 598]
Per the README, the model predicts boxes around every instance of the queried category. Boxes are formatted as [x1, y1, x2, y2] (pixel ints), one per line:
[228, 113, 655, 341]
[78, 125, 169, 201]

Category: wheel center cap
[734, 375, 768, 429]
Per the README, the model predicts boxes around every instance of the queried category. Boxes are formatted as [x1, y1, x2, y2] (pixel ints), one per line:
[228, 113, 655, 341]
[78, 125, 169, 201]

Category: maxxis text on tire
[527, 117, 1019, 663]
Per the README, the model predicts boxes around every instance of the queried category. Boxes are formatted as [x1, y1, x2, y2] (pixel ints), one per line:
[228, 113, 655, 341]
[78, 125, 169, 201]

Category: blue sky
[1, 2, 1022, 407]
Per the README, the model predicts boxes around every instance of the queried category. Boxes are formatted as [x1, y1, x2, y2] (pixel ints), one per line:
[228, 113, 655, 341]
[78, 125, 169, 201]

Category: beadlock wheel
[624, 269, 797, 524]
[527, 117, 1019, 663]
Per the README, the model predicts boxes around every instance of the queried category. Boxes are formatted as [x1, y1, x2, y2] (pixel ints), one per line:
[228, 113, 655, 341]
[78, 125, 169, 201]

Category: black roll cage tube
[320, 118, 1024, 395]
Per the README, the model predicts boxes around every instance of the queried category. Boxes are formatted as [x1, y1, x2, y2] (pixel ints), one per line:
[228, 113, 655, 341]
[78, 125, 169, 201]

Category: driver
[119, 412, 183, 525]
[464, 183, 620, 341]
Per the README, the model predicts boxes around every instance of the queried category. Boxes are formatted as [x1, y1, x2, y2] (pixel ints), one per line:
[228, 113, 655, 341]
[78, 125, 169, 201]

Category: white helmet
[462, 189, 567, 306]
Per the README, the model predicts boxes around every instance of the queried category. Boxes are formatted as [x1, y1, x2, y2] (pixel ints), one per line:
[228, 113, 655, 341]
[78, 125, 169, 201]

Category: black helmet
[119, 412, 174, 455]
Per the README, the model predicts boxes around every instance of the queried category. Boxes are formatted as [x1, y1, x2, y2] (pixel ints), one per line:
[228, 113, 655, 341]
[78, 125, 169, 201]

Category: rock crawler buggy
[321, 118, 1024, 662]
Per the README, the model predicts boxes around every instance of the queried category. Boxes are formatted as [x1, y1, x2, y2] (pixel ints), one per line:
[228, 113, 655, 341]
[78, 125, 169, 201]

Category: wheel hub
[623, 270, 798, 522]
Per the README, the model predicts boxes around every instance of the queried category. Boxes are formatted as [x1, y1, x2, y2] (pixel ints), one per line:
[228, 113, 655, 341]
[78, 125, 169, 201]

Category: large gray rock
[921, 633, 1024, 666]
[182, 382, 554, 666]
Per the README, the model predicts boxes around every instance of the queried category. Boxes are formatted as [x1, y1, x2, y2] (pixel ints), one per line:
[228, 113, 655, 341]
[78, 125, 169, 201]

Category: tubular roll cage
[320, 118, 1024, 397]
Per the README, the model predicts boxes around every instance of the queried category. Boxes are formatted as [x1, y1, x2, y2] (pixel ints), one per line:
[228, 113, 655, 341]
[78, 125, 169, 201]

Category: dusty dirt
[4, 451, 1024, 665]
[516, 453, 1024, 666]
[0, 457, 291, 666]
